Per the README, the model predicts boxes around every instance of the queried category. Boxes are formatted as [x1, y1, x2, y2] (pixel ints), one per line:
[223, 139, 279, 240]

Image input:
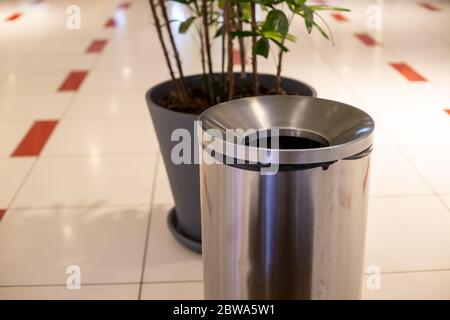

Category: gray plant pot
[146, 73, 316, 253]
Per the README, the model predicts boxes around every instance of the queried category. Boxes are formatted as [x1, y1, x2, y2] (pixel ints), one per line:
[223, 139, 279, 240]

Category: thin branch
[158, 0, 189, 102]
[236, 3, 246, 81]
[224, 0, 234, 100]
[250, 1, 259, 95]
[198, 28, 207, 78]
[275, 13, 294, 94]
[148, 0, 183, 100]
[202, 0, 214, 104]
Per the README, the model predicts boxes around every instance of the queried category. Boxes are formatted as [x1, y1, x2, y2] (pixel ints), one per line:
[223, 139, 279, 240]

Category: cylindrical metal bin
[198, 96, 374, 299]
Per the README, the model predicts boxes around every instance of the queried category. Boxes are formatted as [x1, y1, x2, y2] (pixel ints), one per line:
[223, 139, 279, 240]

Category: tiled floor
[0, 0, 449, 300]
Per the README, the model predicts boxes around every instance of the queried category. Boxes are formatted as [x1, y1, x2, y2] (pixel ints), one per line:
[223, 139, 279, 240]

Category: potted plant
[146, 0, 348, 252]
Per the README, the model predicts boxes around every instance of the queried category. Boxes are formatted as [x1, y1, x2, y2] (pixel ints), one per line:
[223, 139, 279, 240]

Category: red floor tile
[86, 39, 108, 53]
[330, 13, 347, 22]
[232, 49, 248, 66]
[0, 209, 5, 221]
[355, 33, 377, 46]
[58, 71, 88, 91]
[390, 63, 427, 82]
[420, 2, 441, 11]
[6, 12, 22, 22]
[118, 2, 131, 9]
[105, 18, 116, 28]
[11, 121, 58, 157]
[445, 109, 450, 116]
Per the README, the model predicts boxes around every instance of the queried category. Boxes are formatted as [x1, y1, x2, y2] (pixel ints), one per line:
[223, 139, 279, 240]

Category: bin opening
[244, 129, 329, 150]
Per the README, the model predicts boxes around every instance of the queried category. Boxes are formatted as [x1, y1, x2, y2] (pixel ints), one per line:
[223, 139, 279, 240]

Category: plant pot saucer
[167, 208, 202, 253]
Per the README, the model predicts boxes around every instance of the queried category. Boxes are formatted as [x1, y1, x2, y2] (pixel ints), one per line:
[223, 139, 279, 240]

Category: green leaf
[286, 0, 307, 6]
[230, 31, 257, 37]
[261, 31, 283, 42]
[269, 38, 289, 52]
[254, 37, 270, 58]
[214, 25, 224, 38]
[285, 33, 297, 42]
[262, 9, 289, 37]
[309, 5, 350, 12]
[313, 11, 334, 44]
[302, 5, 314, 33]
[178, 16, 196, 34]
[168, 0, 195, 4]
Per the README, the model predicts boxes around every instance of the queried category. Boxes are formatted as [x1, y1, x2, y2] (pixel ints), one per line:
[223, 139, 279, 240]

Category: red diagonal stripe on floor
[355, 33, 377, 46]
[390, 63, 427, 82]
[330, 13, 347, 22]
[420, 2, 441, 11]
[445, 109, 450, 115]
[6, 12, 22, 21]
[118, 2, 131, 9]
[105, 18, 116, 28]
[0, 209, 6, 221]
[11, 121, 58, 157]
[232, 49, 248, 66]
[86, 39, 108, 53]
[58, 71, 88, 91]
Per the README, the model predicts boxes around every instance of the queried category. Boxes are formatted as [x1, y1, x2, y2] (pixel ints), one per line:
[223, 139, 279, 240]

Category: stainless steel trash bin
[198, 96, 374, 300]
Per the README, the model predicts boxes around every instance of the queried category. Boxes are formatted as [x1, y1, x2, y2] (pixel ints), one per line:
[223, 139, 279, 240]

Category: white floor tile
[362, 270, 450, 300]
[11, 155, 157, 208]
[153, 157, 174, 206]
[364, 196, 450, 273]
[0, 71, 69, 94]
[17, 54, 97, 73]
[400, 146, 450, 195]
[65, 91, 149, 118]
[143, 204, 202, 283]
[0, 70, 70, 94]
[0, 206, 149, 286]
[0, 284, 139, 300]
[0, 158, 35, 208]
[370, 130, 433, 196]
[0, 55, 26, 76]
[0, 93, 74, 120]
[141, 282, 203, 300]
[440, 195, 450, 211]
[0, 119, 34, 157]
[42, 117, 159, 156]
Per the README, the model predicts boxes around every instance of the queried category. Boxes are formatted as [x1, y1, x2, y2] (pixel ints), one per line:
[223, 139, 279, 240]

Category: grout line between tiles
[0, 282, 140, 289]
[364, 268, 450, 276]
[6, 203, 152, 211]
[138, 155, 160, 300]
[3, 158, 39, 213]
[0, 279, 204, 289]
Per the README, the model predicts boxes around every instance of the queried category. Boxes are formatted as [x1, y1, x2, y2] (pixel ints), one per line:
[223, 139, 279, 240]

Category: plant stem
[275, 48, 283, 94]
[250, 1, 259, 96]
[236, 3, 247, 93]
[224, 0, 234, 100]
[202, 0, 214, 104]
[221, 24, 226, 100]
[158, 0, 189, 102]
[148, 0, 183, 101]
[275, 14, 295, 94]
[199, 29, 206, 78]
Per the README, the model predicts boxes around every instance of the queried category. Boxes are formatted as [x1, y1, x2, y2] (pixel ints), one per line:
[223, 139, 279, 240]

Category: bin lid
[198, 96, 374, 165]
